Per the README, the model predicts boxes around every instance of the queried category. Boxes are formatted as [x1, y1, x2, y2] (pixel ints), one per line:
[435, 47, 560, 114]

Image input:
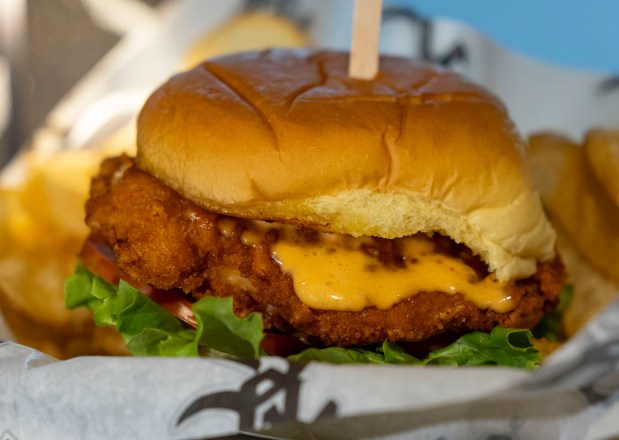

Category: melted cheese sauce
[217, 219, 514, 313]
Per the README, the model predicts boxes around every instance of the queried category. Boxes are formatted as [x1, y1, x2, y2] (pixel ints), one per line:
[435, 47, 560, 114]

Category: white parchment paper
[1, 1, 619, 439]
[1, 303, 619, 439]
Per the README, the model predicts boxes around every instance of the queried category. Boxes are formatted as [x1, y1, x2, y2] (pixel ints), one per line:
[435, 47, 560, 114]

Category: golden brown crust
[528, 131, 619, 336]
[585, 129, 619, 206]
[529, 132, 619, 285]
[136, 49, 556, 280]
[86, 156, 564, 346]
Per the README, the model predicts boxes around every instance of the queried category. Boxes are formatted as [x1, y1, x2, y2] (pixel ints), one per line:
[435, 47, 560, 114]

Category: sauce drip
[217, 219, 514, 313]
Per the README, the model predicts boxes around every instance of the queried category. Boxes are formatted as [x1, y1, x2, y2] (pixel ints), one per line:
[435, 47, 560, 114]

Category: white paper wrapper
[1, 302, 619, 439]
[1, 1, 619, 439]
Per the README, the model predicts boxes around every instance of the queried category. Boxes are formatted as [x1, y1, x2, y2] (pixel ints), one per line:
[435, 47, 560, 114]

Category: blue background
[387, 0, 619, 73]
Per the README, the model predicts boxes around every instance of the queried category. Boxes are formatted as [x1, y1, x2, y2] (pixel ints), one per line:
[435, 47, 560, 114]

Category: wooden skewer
[348, 0, 383, 80]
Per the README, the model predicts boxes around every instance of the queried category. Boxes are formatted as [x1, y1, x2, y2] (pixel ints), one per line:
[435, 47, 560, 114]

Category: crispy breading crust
[85, 156, 564, 347]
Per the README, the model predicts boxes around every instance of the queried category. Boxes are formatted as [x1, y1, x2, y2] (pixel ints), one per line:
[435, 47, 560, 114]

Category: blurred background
[2, 0, 619, 166]
[1, 0, 163, 165]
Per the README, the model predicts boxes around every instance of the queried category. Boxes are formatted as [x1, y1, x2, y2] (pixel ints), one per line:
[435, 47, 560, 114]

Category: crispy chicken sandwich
[66, 49, 565, 367]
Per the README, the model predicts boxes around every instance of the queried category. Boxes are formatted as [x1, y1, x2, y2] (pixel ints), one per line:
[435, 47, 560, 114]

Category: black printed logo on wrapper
[382, 6, 469, 68]
[176, 360, 338, 432]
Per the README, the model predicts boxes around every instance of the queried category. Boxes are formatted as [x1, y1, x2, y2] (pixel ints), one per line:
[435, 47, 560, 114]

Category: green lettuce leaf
[289, 346, 387, 364]
[65, 265, 541, 368]
[64, 265, 264, 359]
[423, 327, 541, 368]
[290, 329, 540, 369]
[533, 284, 573, 341]
[380, 341, 423, 365]
[193, 296, 266, 359]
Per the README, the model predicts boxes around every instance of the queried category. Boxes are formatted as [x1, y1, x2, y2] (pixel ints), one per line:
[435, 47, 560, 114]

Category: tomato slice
[79, 237, 311, 356]
[146, 289, 197, 328]
[79, 239, 123, 285]
[79, 238, 198, 328]
[260, 332, 311, 357]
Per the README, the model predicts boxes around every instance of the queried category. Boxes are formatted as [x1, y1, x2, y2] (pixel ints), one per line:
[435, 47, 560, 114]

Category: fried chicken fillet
[83, 155, 564, 347]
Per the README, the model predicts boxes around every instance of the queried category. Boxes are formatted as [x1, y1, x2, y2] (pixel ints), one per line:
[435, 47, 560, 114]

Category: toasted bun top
[136, 49, 556, 280]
